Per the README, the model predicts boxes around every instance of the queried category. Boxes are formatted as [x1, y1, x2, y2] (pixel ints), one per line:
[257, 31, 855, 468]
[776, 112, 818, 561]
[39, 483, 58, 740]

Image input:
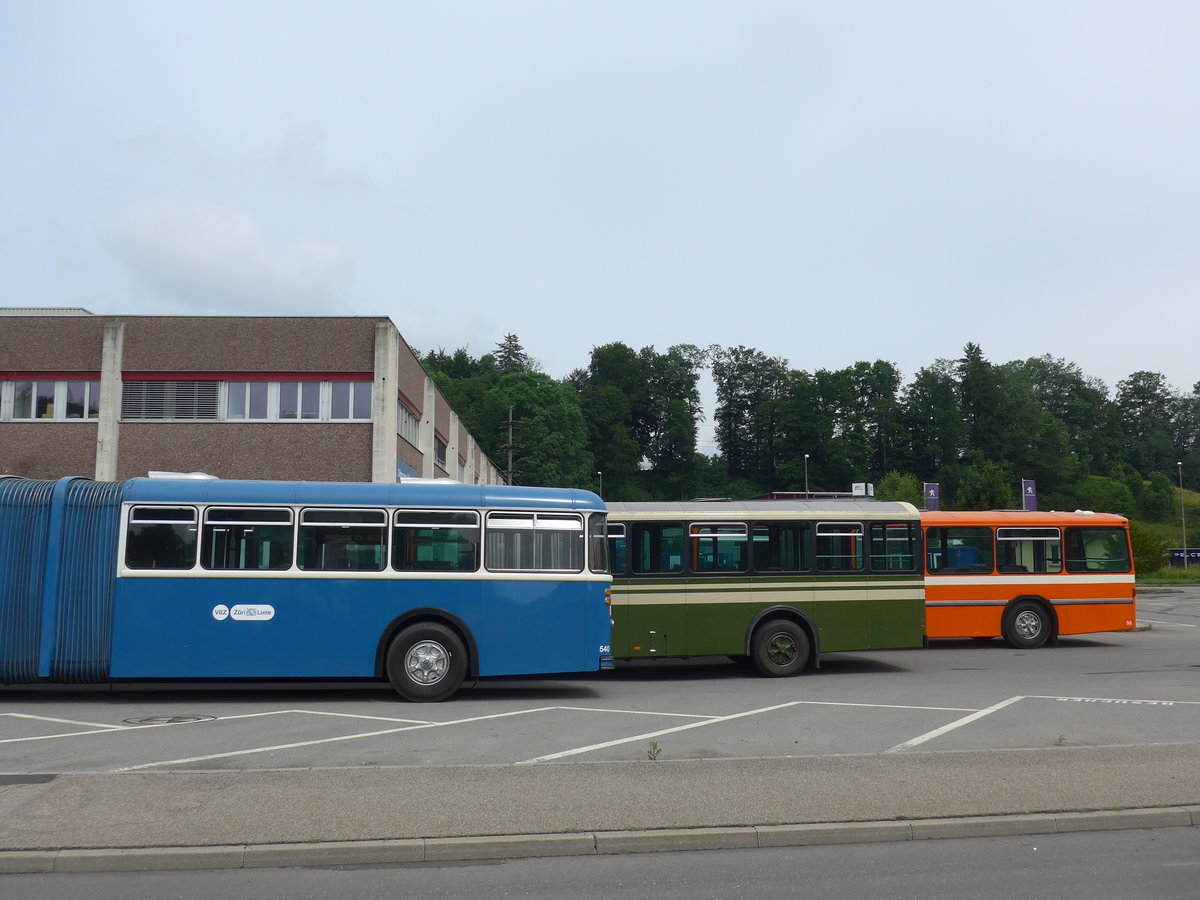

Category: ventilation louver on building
[121, 381, 220, 420]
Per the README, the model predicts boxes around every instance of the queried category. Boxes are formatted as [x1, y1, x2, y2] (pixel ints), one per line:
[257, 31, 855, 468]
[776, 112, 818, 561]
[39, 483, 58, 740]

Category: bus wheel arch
[378, 611, 477, 702]
[745, 609, 817, 677]
[1002, 596, 1056, 649]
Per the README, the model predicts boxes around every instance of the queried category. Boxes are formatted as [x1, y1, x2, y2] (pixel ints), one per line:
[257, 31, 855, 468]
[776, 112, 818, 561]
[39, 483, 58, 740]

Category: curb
[2, 806, 1198, 875]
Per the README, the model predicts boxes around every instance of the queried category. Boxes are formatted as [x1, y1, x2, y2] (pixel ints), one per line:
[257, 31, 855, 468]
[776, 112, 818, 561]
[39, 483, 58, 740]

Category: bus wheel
[1002, 600, 1050, 650]
[386, 622, 468, 702]
[750, 619, 810, 677]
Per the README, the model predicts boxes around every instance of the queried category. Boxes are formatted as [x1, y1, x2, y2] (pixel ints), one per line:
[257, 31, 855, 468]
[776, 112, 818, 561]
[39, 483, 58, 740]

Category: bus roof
[921, 509, 1129, 526]
[606, 499, 919, 521]
[122, 477, 605, 512]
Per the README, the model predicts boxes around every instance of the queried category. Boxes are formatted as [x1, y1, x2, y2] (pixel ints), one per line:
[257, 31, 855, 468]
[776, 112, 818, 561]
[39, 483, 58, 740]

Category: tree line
[422, 336, 1198, 540]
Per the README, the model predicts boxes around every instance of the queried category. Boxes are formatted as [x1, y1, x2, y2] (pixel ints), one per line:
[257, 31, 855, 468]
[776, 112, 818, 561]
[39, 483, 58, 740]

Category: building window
[331, 381, 372, 420]
[434, 436, 447, 469]
[216, 381, 373, 422]
[2, 380, 101, 421]
[64, 381, 101, 419]
[279, 381, 321, 420]
[226, 382, 270, 420]
[398, 401, 420, 447]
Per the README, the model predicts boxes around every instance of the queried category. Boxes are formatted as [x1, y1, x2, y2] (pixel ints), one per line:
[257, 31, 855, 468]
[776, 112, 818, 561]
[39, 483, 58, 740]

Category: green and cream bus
[606, 499, 925, 676]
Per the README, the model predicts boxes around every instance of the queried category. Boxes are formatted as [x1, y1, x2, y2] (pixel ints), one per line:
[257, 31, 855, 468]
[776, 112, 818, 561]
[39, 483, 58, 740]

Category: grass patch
[1138, 568, 1200, 586]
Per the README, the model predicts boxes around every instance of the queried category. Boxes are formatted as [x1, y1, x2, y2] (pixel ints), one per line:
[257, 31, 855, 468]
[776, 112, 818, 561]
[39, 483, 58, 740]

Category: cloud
[107, 199, 354, 312]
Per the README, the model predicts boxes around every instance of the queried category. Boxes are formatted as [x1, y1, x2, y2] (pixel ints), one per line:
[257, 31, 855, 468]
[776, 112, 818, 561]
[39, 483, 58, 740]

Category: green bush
[1129, 520, 1170, 575]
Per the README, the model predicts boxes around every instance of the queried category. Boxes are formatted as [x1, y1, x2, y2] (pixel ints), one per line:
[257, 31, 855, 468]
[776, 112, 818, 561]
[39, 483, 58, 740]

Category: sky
[2, 1, 1198, 453]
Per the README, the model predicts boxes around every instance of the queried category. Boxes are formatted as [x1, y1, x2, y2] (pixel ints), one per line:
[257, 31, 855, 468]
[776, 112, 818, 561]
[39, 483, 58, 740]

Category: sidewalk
[1, 743, 1198, 873]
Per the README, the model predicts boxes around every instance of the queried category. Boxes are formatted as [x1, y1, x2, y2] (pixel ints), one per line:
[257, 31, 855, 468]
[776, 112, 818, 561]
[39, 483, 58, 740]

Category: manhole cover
[123, 715, 216, 725]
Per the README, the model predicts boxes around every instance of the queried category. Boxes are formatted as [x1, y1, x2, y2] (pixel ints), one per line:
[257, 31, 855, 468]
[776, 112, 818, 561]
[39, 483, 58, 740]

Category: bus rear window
[126, 506, 198, 570]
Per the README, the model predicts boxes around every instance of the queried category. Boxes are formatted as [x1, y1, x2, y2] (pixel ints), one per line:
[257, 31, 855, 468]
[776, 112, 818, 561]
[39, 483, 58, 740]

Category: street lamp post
[1180, 462, 1188, 570]
[596, 471, 603, 499]
[804, 454, 810, 500]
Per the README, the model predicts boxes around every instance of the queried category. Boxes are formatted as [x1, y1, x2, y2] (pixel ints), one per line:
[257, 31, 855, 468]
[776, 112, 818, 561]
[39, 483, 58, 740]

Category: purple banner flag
[923, 482, 940, 511]
[1022, 479, 1037, 511]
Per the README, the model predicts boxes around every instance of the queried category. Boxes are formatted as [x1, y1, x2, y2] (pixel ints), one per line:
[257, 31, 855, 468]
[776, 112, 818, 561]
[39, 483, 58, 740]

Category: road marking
[1029, 695, 1200, 706]
[797, 701, 976, 712]
[280, 709, 435, 725]
[517, 700, 805, 764]
[884, 696, 1024, 753]
[557, 705, 714, 719]
[2, 712, 129, 729]
[111, 707, 568, 771]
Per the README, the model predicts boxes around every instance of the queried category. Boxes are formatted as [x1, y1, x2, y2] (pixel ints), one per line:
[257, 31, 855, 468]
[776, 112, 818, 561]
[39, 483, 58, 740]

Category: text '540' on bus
[604, 499, 926, 676]
[922, 509, 1135, 648]
[0, 475, 613, 701]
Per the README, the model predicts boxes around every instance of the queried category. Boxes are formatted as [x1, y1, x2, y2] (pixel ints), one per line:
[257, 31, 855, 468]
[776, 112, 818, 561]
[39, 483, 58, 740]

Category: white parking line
[112, 723, 445, 771]
[796, 701, 976, 713]
[2, 712, 129, 729]
[518, 701, 805, 764]
[557, 706, 714, 720]
[884, 696, 1024, 754]
[112, 706, 565, 771]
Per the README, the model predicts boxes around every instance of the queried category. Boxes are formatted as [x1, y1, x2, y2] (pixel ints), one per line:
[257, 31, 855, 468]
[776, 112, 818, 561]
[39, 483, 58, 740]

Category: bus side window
[202, 507, 293, 571]
[751, 522, 811, 573]
[393, 510, 480, 573]
[298, 508, 386, 571]
[869, 522, 916, 571]
[483, 512, 584, 572]
[126, 506, 198, 569]
[630, 523, 684, 574]
[606, 523, 627, 575]
[1065, 526, 1131, 573]
[997, 527, 1061, 574]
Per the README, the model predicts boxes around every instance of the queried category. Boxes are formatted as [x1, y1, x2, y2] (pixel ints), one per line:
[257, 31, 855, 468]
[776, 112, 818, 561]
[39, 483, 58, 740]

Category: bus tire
[1002, 600, 1051, 650]
[750, 619, 811, 677]
[386, 622, 468, 702]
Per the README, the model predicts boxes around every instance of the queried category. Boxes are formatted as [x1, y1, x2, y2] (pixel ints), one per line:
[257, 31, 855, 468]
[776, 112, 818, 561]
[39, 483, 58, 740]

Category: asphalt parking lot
[3, 587, 1197, 775]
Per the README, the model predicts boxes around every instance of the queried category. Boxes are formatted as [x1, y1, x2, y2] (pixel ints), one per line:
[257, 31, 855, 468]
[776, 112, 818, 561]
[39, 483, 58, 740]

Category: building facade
[0, 312, 504, 485]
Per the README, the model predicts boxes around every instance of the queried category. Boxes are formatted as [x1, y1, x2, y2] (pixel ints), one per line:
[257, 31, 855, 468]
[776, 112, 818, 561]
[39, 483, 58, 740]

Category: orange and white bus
[922, 510, 1135, 648]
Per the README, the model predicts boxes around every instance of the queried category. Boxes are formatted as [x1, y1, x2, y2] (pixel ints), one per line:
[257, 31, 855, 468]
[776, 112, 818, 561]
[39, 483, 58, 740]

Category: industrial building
[0, 310, 504, 484]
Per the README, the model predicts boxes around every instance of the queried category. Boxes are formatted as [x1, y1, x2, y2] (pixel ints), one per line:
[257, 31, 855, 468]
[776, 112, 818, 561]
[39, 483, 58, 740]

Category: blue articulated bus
[0, 475, 613, 701]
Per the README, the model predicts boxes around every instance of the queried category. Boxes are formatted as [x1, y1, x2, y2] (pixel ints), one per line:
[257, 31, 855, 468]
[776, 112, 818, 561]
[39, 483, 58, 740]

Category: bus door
[610, 521, 687, 658]
[866, 521, 924, 647]
[684, 522, 754, 656]
[812, 521, 870, 651]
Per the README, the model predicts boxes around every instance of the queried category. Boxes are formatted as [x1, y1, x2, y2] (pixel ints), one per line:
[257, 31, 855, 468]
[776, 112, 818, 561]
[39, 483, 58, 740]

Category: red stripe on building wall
[121, 372, 374, 382]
